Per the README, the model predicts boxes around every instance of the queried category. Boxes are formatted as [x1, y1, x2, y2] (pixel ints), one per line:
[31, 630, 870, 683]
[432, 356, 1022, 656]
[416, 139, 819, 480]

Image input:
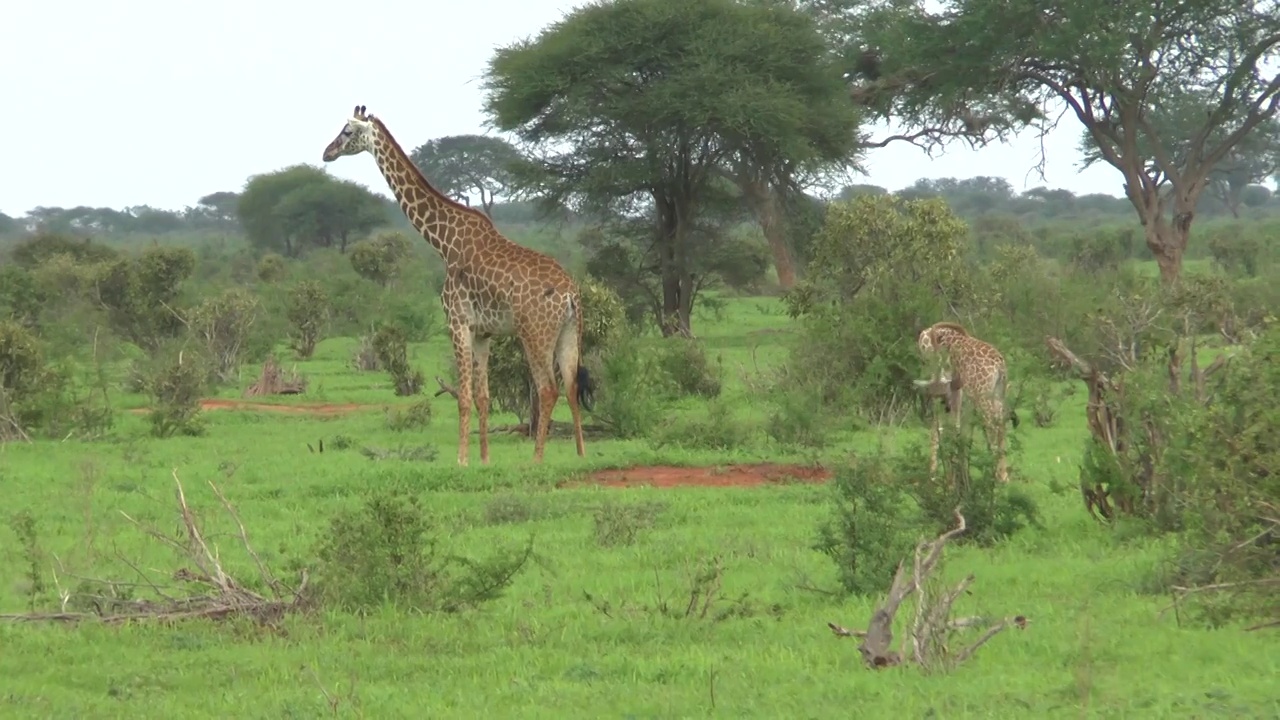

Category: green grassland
[1, 296, 1277, 719]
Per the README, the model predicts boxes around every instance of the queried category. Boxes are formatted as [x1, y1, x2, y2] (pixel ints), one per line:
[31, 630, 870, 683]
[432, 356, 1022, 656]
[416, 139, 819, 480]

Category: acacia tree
[483, 0, 860, 335]
[408, 135, 526, 216]
[833, 0, 1280, 283]
[237, 165, 388, 256]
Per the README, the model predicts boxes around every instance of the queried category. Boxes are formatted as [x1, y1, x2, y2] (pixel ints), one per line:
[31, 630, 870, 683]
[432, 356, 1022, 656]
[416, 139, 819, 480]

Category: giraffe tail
[576, 365, 596, 412]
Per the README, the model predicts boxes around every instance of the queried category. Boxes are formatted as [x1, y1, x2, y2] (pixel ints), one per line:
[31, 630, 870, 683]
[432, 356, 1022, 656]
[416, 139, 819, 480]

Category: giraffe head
[918, 322, 969, 353]
[321, 105, 378, 162]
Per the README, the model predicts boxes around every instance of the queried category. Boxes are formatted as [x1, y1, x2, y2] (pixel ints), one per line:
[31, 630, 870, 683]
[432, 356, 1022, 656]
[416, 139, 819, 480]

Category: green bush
[310, 486, 533, 613]
[815, 438, 1039, 596]
[285, 280, 330, 359]
[782, 194, 975, 420]
[371, 323, 424, 396]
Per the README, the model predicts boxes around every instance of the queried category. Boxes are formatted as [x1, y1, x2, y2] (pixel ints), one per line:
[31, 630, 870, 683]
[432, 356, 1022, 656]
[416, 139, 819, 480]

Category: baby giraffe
[916, 322, 1017, 483]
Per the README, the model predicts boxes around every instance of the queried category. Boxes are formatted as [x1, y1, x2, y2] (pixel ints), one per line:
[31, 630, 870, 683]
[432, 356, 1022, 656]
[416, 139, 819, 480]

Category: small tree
[349, 231, 413, 287]
[371, 324, 424, 396]
[783, 194, 974, 419]
[286, 280, 329, 359]
[94, 246, 196, 351]
[188, 288, 260, 384]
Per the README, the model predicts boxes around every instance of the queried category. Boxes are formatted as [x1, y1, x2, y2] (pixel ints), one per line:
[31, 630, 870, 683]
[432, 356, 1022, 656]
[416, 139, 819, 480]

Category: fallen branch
[1, 470, 308, 627]
[433, 376, 458, 399]
[827, 509, 1027, 672]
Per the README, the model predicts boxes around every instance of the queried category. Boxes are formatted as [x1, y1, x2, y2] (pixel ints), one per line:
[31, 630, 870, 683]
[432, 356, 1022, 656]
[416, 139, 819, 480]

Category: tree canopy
[484, 0, 860, 334]
[236, 165, 391, 257]
[834, 0, 1280, 282]
[408, 135, 526, 216]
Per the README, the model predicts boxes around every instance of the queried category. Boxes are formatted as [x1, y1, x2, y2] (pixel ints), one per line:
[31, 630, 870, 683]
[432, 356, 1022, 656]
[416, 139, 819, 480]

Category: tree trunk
[734, 169, 800, 289]
[1127, 179, 1203, 285]
[743, 179, 798, 289]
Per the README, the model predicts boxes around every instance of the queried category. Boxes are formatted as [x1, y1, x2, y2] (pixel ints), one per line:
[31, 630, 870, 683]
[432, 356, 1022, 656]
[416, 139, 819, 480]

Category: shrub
[386, 397, 433, 431]
[815, 437, 1039, 595]
[139, 347, 208, 438]
[654, 338, 722, 398]
[648, 399, 755, 451]
[813, 451, 920, 595]
[371, 323, 424, 396]
[0, 321, 65, 440]
[286, 280, 329, 359]
[349, 231, 412, 287]
[311, 486, 533, 613]
[186, 288, 262, 384]
[255, 253, 287, 283]
[782, 194, 975, 421]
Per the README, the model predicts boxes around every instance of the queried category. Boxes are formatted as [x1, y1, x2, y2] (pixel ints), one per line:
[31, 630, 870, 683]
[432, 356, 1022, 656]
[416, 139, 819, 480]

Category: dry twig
[1, 470, 308, 626]
[827, 509, 1027, 671]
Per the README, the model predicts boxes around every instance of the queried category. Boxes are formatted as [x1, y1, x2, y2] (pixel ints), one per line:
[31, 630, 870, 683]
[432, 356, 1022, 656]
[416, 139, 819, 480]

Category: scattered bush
[386, 397, 433, 431]
[0, 321, 64, 440]
[349, 231, 412, 287]
[255, 253, 287, 283]
[140, 348, 208, 438]
[654, 338, 722, 398]
[286, 280, 330, 359]
[593, 500, 666, 547]
[648, 400, 755, 451]
[371, 323, 424, 396]
[815, 438, 1039, 595]
[782, 194, 974, 421]
[187, 287, 262, 384]
[310, 486, 533, 613]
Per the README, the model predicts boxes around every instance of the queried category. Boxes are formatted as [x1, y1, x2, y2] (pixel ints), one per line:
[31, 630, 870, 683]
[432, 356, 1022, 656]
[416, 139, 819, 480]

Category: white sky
[1, 0, 1128, 219]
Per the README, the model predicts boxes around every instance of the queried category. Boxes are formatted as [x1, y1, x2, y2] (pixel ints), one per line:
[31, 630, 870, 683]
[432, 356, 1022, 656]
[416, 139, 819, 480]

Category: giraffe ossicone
[321, 104, 592, 466]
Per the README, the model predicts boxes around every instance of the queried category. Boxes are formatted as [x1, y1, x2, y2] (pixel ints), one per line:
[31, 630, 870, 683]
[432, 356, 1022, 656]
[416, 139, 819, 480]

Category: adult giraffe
[321, 105, 591, 466]
[916, 322, 1018, 483]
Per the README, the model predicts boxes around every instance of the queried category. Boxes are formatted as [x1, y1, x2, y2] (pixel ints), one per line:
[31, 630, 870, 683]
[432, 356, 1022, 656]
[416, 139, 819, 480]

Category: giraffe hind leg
[449, 327, 474, 467]
[554, 320, 587, 457]
[472, 335, 492, 465]
[522, 336, 558, 463]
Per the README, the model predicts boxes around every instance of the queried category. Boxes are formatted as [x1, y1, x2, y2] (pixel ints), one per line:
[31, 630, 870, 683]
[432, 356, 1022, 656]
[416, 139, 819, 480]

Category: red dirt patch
[565, 462, 832, 489]
[127, 399, 377, 416]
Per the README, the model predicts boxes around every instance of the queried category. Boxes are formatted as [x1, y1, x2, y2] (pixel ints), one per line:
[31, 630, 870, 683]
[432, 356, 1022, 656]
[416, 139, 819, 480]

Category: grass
[2, 294, 1277, 719]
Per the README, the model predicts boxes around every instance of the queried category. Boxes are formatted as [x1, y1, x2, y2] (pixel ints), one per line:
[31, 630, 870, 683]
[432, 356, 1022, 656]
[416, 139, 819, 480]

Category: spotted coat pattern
[322, 105, 587, 466]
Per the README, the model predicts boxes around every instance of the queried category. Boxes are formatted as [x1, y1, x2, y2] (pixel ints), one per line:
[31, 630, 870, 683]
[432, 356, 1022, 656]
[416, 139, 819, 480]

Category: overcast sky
[2, 0, 1129, 219]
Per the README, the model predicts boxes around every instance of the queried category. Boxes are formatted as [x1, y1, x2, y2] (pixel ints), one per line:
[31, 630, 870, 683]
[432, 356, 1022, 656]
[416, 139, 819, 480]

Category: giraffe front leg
[449, 328, 474, 467]
[981, 399, 1010, 484]
[472, 335, 492, 465]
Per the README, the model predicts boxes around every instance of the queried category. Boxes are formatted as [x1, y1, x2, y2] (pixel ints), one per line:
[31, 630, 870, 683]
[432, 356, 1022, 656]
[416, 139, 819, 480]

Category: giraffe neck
[368, 118, 492, 267]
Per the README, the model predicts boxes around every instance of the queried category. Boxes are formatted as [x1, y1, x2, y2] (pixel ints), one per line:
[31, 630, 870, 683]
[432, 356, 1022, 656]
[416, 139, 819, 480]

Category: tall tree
[408, 135, 526, 216]
[484, 0, 860, 334]
[835, 0, 1280, 283]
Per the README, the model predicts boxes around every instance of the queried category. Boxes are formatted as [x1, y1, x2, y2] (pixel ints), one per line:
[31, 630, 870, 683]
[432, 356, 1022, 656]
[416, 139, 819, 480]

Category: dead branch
[828, 509, 1027, 672]
[1, 470, 308, 627]
[433, 376, 459, 400]
[243, 356, 307, 398]
[1046, 336, 1129, 520]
